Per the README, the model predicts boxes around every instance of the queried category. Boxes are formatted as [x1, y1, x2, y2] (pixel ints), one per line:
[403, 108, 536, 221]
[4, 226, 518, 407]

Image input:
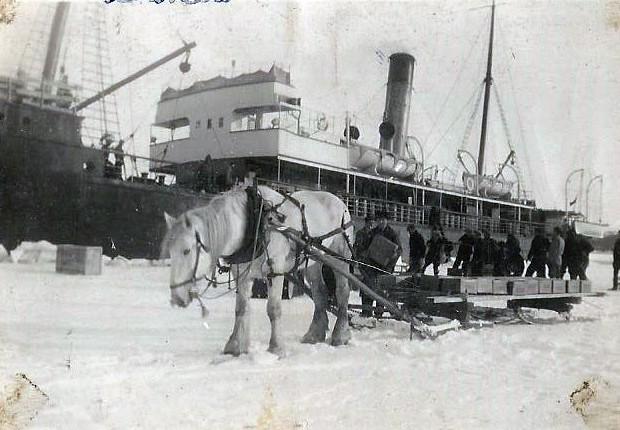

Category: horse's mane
[160, 189, 247, 258]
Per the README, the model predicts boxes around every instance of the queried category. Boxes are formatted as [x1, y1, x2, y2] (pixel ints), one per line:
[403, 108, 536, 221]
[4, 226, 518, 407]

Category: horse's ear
[164, 212, 176, 230]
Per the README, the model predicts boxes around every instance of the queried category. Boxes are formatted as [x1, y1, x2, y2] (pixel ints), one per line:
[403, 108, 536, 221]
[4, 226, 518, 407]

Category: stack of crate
[414, 275, 592, 296]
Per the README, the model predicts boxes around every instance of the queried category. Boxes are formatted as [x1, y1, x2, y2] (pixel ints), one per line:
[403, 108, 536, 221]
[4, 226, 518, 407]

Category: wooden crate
[56, 245, 102, 275]
[492, 278, 509, 295]
[447, 268, 463, 276]
[580, 280, 592, 293]
[567, 279, 580, 293]
[476, 278, 493, 294]
[538, 279, 553, 294]
[367, 235, 399, 268]
[440, 276, 476, 294]
[552, 279, 567, 294]
[510, 279, 538, 295]
[420, 275, 441, 291]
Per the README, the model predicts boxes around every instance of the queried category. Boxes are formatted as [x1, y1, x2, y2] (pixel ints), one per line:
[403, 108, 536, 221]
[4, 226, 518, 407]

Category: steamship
[0, 2, 545, 260]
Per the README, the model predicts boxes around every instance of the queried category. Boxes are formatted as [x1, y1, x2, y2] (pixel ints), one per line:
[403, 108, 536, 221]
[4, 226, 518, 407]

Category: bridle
[169, 231, 218, 291]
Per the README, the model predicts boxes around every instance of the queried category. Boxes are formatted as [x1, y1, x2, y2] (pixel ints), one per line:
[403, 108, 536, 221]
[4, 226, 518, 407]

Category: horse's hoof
[223, 339, 248, 356]
[331, 331, 351, 347]
[301, 331, 326, 344]
[268, 345, 287, 358]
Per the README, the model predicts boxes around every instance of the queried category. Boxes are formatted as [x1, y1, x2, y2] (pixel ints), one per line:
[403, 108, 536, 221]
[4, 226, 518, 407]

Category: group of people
[448, 229, 525, 277]
[449, 224, 597, 280]
[353, 213, 620, 315]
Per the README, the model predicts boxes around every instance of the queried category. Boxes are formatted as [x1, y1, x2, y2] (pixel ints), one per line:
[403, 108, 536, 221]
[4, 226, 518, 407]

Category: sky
[1, 0, 619, 227]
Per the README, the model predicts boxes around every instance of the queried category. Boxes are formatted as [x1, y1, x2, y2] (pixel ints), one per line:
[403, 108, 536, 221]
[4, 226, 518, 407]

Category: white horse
[161, 186, 353, 357]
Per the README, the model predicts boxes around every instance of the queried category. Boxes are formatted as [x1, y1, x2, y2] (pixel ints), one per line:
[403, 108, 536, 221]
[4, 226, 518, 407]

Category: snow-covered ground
[1, 251, 619, 429]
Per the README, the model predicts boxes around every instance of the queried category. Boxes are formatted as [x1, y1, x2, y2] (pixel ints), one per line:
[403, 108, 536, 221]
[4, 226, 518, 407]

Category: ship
[1, 1, 580, 261]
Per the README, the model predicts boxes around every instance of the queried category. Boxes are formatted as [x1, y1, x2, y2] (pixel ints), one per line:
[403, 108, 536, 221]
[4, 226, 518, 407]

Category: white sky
[1, 0, 619, 227]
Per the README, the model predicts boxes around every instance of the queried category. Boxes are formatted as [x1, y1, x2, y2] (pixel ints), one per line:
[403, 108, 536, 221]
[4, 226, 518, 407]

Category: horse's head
[162, 211, 216, 308]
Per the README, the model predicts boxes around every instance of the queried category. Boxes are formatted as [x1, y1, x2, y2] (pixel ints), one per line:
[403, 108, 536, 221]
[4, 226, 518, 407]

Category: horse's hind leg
[266, 275, 286, 357]
[301, 264, 328, 344]
[223, 278, 252, 356]
[331, 268, 351, 346]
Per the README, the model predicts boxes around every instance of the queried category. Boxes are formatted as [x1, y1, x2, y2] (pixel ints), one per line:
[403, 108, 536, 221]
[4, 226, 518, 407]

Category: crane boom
[74, 41, 196, 112]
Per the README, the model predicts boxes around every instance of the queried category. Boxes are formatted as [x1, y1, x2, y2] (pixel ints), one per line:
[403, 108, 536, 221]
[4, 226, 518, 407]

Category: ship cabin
[150, 66, 544, 237]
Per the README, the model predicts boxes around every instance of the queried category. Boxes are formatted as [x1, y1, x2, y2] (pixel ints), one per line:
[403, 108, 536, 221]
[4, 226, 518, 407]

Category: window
[218, 117, 224, 128]
[195, 120, 201, 129]
[207, 118, 212, 129]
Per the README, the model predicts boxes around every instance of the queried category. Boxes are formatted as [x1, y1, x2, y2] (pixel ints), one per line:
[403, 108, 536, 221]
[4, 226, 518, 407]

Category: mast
[477, 0, 495, 176]
[41, 2, 71, 91]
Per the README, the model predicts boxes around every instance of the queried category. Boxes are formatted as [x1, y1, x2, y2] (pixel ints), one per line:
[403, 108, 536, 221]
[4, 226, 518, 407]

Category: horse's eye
[183, 248, 191, 256]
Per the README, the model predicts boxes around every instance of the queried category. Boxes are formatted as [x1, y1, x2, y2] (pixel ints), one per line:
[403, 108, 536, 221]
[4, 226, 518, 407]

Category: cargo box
[552, 279, 567, 293]
[367, 235, 399, 268]
[509, 278, 538, 295]
[567, 279, 580, 293]
[476, 278, 493, 294]
[580, 280, 592, 293]
[439, 276, 476, 294]
[420, 275, 440, 291]
[538, 279, 553, 294]
[56, 245, 102, 275]
[492, 278, 509, 295]
[447, 268, 463, 276]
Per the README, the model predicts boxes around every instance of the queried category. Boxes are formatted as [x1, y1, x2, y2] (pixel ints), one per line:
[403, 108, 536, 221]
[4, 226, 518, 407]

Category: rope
[459, 83, 485, 153]
[422, 22, 486, 148]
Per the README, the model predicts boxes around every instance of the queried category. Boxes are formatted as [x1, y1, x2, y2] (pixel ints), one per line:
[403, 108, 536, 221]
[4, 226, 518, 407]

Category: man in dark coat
[525, 229, 549, 277]
[563, 227, 579, 278]
[407, 224, 426, 273]
[423, 228, 448, 276]
[470, 230, 484, 276]
[564, 228, 592, 280]
[504, 233, 524, 276]
[577, 235, 594, 280]
[478, 230, 499, 276]
[354, 216, 375, 317]
[613, 231, 620, 290]
[362, 211, 401, 317]
[452, 229, 474, 275]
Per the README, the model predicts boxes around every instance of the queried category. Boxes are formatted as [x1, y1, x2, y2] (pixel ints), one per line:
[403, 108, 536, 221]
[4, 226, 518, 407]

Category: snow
[1, 252, 619, 429]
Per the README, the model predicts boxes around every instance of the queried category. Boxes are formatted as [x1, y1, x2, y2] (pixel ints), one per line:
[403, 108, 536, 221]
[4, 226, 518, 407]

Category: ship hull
[0, 134, 212, 259]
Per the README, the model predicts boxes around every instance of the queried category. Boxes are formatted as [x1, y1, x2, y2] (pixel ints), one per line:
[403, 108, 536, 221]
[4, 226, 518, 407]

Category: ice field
[1, 246, 619, 429]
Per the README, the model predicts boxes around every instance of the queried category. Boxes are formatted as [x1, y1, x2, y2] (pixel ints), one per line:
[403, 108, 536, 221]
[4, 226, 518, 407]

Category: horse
[161, 185, 354, 357]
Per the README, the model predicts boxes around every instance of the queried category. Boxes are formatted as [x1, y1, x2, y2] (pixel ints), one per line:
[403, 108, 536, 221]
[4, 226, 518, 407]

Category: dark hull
[0, 133, 212, 259]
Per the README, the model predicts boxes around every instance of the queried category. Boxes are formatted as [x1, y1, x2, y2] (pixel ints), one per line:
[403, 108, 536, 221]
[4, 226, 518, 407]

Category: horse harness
[261, 190, 355, 282]
[169, 186, 354, 291]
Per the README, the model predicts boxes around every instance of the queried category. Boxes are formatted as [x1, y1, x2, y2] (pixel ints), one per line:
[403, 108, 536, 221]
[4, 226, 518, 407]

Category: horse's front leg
[267, 275, 285, 357]
[223, 276, 252, 356]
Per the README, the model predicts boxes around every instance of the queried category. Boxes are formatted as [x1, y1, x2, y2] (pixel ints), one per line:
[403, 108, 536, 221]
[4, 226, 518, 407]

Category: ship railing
[256, 178, 543, 236]
[339, 195, 544, 237]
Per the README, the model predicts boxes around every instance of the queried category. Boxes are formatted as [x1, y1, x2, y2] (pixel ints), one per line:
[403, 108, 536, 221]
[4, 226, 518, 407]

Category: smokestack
[379, 53, 415, 157]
